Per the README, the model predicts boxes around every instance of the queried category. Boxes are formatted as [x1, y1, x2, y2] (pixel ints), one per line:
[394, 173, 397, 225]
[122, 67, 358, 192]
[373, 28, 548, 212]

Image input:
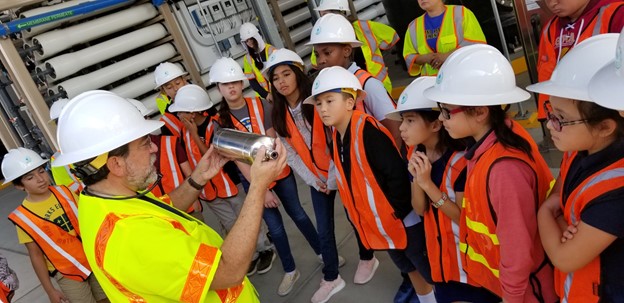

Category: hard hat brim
[168, 102, 214, 113]
[424, 86, 530, 106]
[52, 120, 164, 167]
[526, 80, 591, 102]
[306, 40, 362, 48]
[302, 89, 367, 105]
[588, 60, 624, 110]
[2, 158, 49, 185]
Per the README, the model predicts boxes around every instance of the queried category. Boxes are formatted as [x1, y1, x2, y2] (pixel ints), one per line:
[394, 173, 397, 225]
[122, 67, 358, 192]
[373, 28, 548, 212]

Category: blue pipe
[0, 0, 135, 37]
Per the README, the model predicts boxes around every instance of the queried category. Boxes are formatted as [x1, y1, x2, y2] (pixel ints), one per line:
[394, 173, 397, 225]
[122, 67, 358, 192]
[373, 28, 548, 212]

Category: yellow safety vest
[79, 192, 259, 303]
[156, 93, 171, 115]
[311, 20, 399, 93]
[403, 5, 486, 76]
[243, 44, 277, 93]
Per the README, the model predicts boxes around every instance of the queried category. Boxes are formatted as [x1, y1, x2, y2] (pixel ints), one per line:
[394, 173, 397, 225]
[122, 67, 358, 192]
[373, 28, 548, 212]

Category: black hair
[12, 164, 47, 187]
[269, 64, 314, 138]
[412, 110, 469, 154]
[575, 100, 624, 139]
[75, 144, 130, 186]
[217, 96, 235, 129]
[467, 106, 534, 160]
[246, 38, 264, 70]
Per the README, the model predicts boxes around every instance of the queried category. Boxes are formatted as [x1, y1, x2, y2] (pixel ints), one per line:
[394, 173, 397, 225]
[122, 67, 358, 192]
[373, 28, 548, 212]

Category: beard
[125, 154, 158, 191]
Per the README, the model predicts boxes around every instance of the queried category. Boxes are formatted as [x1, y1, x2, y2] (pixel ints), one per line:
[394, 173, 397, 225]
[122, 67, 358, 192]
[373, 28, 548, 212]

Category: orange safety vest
[536, 2, 624, 119]
[423, 151, 475, 284]
[283, 103, 331, 180]
[182, 123, 238, 201]
[459, 122, 554, 297]
[333, 111, 407, 250]
[555, 152, 624, 303]
[8, 186, 91, 281]
[160, 112, 184, 137]
[227, 97, 291, 182]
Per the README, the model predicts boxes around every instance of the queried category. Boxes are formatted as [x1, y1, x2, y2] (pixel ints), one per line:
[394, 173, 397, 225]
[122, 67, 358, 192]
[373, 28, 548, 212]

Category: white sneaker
[278, 270, 300, 296]
[318, 254, 346, 268]
[353, 257, 379, 284]
[311, 275, 346, 303]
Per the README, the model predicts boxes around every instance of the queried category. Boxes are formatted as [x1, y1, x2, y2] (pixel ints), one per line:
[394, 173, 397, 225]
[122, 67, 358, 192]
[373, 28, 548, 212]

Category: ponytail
[488, 106, 534, 160]
[217, 97, 235, 129]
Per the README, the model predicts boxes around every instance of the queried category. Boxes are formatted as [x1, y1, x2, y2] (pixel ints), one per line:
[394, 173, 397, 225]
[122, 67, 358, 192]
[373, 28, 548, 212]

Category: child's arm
[25, 242, 67, 303]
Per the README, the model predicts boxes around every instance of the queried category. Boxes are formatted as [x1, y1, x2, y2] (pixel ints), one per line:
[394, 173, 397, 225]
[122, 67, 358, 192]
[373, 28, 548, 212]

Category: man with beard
[52, 90, 287, 302]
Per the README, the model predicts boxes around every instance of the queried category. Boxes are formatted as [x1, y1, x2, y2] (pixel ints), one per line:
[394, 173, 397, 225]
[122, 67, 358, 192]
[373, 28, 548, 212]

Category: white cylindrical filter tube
[140, 92, 160, 116]
[283, 7, 310, 27]
[55, 43, 177, 98]
[353, 0, 380, 12]
[289, 23, 312, 44]
[278, 0, 305, 12]
[32, 3, 158, 60]
[45, 24, 168, 81]
[111, 63, 183, 98]
[19, 0, 131, 38]
[358, 3, 386, 21]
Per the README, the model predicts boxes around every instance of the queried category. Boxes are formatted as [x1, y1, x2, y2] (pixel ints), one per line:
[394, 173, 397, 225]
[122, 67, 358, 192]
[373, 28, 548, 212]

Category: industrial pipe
[140, 92, 160, 116]
[290, 23, 313, 44]
[43, 24, 168, 81]
[279, 0, 306, 12]
[353, 0, 380, 12]
[283, 7, 311, 27]
[111, 63, 183, 99]
[358, 3, 386, 21]
[54, 43, 176, 98]
[31, 3, 158, 60]
[0, 0, 133, 37]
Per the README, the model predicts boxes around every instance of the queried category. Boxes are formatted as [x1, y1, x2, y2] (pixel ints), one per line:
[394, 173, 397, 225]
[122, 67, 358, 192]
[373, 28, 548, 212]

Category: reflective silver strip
[164, 138, 182, 187]
[160, 115, 180, 136]
[250, 98, 265, 134]
[353, 116, 396, 249]
[454, 6, 468, 47]
[443, 151, 468, 283]
[593, 6, 607, 36]
[408, 20, 418, 53]
[52, 186, 78, 219]
[568, 168, 624, 224]
[562, 272, 573, 303]
[185, 131, 199, 167]
[12, 209, 91, 276]
[220, 171, 233, 197]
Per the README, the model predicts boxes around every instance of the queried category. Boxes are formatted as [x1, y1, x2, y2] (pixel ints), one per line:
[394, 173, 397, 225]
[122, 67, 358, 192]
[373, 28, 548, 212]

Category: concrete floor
[0, 50, 564, 303]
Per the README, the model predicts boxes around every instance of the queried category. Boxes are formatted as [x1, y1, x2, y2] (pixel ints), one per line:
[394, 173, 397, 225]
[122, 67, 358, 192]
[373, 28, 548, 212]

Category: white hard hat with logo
[49, 98, 69, 121]
[239, 22, 260, 41]
[53, 90, 163, 167]
[262, 48, 305, 77]
[2, 147, 49, 184]
[386, 77, 437, 121]
[307, 13, 362, 47]
[169, 84, 214, 113]
[589, 29, 624, 110]
[424, 44, 530, 106]
[154, 62, 187, 89]
[527, 34, 618, 102]
[315, 0, 349, 12]
[209, 57, 247, 84]
[303, 66, 366, 104]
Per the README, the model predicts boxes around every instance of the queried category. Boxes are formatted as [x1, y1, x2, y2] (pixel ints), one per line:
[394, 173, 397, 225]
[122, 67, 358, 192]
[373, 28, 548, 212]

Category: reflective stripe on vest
[284, 105, 331, 180]
[164, 137, 182, 188]
[161, 113, 182, 137]
[557, 152, 624, 303]
[332, 111, 407, 250]
[356, 21, 389, 84]
[354, 69, 373, 113]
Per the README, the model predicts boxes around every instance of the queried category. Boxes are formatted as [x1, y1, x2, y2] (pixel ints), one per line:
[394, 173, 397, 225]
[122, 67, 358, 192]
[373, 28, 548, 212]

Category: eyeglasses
[543, 100, 590, 132]
[437, 103, 466, 120]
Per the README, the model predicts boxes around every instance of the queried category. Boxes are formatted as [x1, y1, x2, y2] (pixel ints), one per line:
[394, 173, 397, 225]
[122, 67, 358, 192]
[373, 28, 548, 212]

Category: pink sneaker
[353, 257, 379, 284]
[311, 275, 345, 303]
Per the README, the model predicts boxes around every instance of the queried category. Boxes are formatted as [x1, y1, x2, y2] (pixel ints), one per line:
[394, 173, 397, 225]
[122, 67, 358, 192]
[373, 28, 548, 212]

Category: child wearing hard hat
[402, 0, 485, 77]
[534, 0, 624, 151]
[311, 0, 400, 94]
[240, 22, 277, 99]
[49, 98, 85, 196]
[3, 148, 108, 303]
[264, 48, 348, 300]
[529, 34, 624, 303]
[309, 13, 402, 149]
[207, 57, 331, 295]
[589, 28, 624, 118]
[423, 44, 557, 303]
[306, 66, 437, 303]
[153, 61, 189, 137]
[385, 77, 503, 303]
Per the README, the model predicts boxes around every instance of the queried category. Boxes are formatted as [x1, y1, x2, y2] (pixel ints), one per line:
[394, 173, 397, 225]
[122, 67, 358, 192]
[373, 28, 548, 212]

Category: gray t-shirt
[230, 98, 274, 133]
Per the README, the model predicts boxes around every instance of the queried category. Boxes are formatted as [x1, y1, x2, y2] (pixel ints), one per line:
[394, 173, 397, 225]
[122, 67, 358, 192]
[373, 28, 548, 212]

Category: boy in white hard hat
[154, 62, 189, 137]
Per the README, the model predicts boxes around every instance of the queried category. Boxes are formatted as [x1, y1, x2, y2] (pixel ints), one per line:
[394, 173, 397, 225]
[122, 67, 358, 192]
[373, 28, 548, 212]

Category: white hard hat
[424, 44, 530, 106]
[2, 147, 49, 184]
[262, 48, 305, 77]
[307, 13, 362, 47]
[127, 98, 150, 116]
[49, 98, 69, 121]
[527, 34, 618, 102]
[385, 77, 437, 121]
[154, 62, 187, 89]
[303, 66, 366, 104]
[53, 90, 163, 167]
[169, 84, 214, 113]
[589, 29, 624, 110]
[315, 0, 349, 12]
[209, 57, 247, 84]
[239, 22, 260, 41]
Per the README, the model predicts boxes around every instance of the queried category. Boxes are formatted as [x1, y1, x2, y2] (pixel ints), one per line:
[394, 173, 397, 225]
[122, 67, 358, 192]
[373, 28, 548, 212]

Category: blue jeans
[241, 172, 321, 272]
[310, 188, 340, 281]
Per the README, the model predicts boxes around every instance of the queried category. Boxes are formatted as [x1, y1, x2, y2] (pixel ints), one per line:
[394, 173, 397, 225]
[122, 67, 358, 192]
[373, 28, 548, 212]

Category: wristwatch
[431, 192, 448, 209]
[187, 177, 205, 190]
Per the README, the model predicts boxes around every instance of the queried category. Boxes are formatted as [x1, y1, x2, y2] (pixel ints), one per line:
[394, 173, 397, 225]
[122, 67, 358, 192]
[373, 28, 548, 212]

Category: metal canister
[212, 127, 278, 164]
